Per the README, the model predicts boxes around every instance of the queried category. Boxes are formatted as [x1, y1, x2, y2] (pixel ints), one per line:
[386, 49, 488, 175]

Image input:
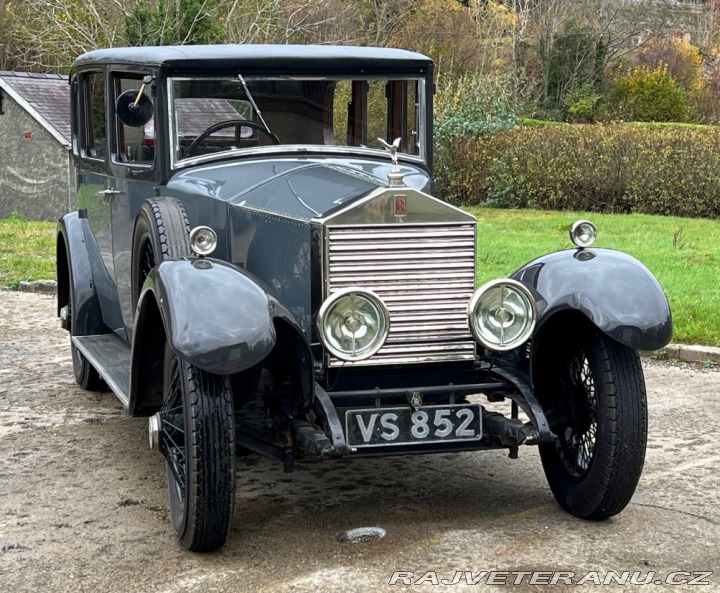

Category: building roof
[177, 98, 247, 136]
[0, 72, 71, 147]
[72, 44, 433, 75]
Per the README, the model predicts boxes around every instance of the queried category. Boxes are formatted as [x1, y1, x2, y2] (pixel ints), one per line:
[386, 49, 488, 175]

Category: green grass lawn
[0, 216, 55, 290]
[1, 209, 718, 346]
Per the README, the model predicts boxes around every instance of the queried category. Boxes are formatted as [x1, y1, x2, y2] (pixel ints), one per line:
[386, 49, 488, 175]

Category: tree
[516, 0, 677, 110]
[224, 0, 358, 45]
[358, 0, 417, 47]
[635, 36, 703, 92]
[389, 0, 478, 77]
[125, 0, 226, 46]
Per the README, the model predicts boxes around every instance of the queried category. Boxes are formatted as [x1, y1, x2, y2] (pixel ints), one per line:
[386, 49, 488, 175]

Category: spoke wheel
[160, 345, 236, 551]
[555, 351, 597, 478]
[538, 332, 647, 519]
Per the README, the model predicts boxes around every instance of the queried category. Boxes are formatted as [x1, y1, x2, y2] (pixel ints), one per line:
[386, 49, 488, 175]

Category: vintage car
[57, 45, 672, 551]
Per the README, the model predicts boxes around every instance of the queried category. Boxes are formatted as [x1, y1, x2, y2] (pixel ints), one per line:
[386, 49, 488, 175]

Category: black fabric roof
[72, 44, 433, 74]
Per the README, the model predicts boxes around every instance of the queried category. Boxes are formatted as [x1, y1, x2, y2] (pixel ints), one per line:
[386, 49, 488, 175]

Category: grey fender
[129, 257, 314, 415]
[512, 248, 672, 352]
[56, 213, 106, 336]
[139, 258, 280, 374]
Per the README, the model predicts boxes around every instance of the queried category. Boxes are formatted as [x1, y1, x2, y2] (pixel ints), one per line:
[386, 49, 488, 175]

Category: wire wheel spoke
[556, 350, 598, 478]
[141, 241, 155, 281]
[159, 362, 187, 504]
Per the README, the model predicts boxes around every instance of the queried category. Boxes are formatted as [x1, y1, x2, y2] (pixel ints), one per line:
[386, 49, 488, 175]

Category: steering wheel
[186, 119, 280, 155]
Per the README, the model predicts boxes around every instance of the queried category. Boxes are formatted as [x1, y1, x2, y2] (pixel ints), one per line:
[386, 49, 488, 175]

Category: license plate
[345, 404, 482, 448]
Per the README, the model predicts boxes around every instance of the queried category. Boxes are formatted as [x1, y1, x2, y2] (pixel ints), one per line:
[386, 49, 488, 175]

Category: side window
[113, 73, 154, 166]
[387, 81, 420, 156]
[80, 71, 106, 160]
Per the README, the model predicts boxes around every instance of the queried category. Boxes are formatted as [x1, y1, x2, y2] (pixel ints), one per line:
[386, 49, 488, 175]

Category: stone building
[0, 72, 72, 221]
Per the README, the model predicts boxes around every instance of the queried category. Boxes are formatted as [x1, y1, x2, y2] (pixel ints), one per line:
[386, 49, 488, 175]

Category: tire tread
[178, 364, 235, 551]
[540, 333, 647, 520]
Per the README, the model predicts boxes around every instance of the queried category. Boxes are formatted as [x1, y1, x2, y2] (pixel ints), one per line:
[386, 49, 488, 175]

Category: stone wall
[0, 96, 73, 221]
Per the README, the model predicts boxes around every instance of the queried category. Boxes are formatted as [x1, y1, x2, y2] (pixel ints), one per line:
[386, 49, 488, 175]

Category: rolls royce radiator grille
[325, 223, 477, 366]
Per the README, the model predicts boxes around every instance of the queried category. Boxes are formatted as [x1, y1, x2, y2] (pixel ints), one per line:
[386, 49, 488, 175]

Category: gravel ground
[1, 290, 718, 593]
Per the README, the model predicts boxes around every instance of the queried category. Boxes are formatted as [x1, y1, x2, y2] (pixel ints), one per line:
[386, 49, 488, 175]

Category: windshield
[168, 76, 425, 166]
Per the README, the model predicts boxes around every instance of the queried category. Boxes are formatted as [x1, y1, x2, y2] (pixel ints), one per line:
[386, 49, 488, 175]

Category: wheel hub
[148, 412, 162, 450]
[60, 305, 70, 330]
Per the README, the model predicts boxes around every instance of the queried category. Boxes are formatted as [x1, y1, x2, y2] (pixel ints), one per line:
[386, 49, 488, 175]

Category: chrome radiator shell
[319, 187, 477, 367]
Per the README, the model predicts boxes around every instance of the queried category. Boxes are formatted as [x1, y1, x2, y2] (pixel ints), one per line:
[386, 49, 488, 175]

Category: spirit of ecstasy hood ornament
[378, 137, 406, 188]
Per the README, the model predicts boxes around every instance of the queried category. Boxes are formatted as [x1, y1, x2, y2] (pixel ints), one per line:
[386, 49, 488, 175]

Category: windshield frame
[166, 74, 428, 171]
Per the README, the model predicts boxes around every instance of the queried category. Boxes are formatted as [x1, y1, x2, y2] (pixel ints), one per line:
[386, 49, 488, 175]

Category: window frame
[110, 70, 156, 171]
[166, 74, 428, 171]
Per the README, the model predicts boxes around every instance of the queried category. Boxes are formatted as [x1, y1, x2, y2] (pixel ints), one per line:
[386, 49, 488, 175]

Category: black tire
[66, 273, 107, 391]
[131, 197, 191, 310]
[160, 344, 236, 551]
[538, 332, 647, 519]
[71, 339, 107, 391]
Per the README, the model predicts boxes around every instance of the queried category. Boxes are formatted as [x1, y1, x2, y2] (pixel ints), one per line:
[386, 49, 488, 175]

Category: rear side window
[78, 71, 106, 160]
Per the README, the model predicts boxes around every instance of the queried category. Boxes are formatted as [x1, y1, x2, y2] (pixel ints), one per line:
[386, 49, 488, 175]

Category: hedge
[434, 123, 720, 218]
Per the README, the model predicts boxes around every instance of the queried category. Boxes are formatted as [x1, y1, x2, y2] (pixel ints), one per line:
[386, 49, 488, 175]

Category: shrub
[603, 65, 697, 123]
[433, 72, 521, 203]
[434, 123, 720, 218]
[434, 72, 520, 143]
[564, 83, 603, 123]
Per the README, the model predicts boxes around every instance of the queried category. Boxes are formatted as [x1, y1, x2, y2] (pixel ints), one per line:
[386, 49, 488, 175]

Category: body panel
[145, 258, 277, 375]
[57, 213, 108, 337]
[513, 248, 672, 351]
[165, 157, 431, 221]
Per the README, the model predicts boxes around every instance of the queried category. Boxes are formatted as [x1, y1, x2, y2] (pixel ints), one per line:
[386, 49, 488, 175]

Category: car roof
[72, 44, 434, 73]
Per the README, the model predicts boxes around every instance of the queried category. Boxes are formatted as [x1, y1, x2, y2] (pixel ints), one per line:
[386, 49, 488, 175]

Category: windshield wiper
[238, 74, 279, 144]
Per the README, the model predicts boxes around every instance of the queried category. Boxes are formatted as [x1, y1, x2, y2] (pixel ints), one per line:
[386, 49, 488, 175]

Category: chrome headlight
[317, 288, 390, 361]
[189, 226, 217, 256]
[468, 279, 536, 351]
[569, 220, 596, 248]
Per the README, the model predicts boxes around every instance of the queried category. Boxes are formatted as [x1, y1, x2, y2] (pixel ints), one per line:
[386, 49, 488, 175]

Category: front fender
[513, 248, 672, 351]
[141, 258, 277, 375]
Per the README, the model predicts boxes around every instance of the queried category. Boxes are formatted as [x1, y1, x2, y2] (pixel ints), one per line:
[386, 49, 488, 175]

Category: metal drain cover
[336, 527, 386, 544]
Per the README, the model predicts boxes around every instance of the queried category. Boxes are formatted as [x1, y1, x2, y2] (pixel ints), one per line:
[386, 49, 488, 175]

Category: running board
[72, 335, 131, 408]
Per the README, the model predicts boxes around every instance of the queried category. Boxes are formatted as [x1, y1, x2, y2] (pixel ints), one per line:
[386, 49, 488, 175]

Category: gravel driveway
[1, 290, 718, 592]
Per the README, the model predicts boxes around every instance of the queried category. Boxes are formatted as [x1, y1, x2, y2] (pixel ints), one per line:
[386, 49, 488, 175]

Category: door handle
[96, 189, 123, 203]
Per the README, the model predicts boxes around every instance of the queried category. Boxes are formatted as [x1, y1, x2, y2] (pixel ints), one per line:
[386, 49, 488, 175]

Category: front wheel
[538, 332, 647, 519]
[159, 345, 236, 551]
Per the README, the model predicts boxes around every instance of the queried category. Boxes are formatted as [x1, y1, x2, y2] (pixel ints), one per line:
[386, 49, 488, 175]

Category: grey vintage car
[57, 45, 672, 551]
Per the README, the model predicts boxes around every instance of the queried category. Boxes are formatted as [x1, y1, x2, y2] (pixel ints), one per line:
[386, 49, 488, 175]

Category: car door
[74, 69, 125, 337]
[107, 69, 158, 338]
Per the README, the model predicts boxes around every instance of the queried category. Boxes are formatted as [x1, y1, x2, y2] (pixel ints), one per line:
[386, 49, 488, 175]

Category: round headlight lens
[569, 220, 597, 248]
[189, 226, 217, 256]
[317, 288, 390, 361]
[468, 279, 537, 352]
